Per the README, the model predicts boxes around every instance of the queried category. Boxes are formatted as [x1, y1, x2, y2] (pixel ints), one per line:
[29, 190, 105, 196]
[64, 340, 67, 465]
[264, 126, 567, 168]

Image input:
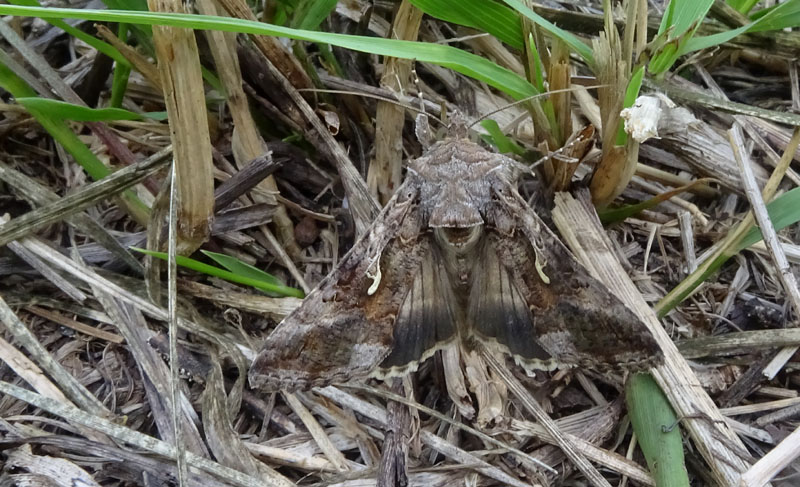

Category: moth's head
[415, 111, 470, 149]
[444, 112, 468, 140]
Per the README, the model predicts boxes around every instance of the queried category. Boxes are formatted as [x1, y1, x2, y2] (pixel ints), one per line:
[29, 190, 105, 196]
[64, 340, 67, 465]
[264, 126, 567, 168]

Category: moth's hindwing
[468, 235, 557, 370]
[376, 242, 458, 377]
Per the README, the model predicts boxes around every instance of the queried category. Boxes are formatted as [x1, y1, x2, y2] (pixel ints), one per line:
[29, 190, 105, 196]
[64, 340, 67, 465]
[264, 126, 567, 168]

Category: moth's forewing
[248, 182, 422, 391]
[471, 182, 664, 372]
[248, 181, 459, 391]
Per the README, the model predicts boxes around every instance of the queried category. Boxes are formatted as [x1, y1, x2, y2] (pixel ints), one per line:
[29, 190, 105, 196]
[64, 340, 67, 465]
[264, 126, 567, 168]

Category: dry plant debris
[1, 0, 800, 486]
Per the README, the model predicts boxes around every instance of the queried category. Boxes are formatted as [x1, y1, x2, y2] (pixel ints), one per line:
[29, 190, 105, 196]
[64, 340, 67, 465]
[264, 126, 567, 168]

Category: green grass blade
[292, 0, 338, 30]
[0, 5, 537, 100]
[0, 63, 149, 222]
[649, 0, 712, 74]
[201, 250, 286, 287]
[626, 373, 689, 487]
[110, 23, 132, 108]
[499, 0, 594, 65]
[745, 0, 800, 31]
[132, 248, 305, 298]
[102, 0, 154, 47]
[479, 119, 525, 155]
[6, 0, 131, 67]
[658, 0, 713, 35]
[728, 0, 761, 15]
[682, 22, 752, 53]
[683, 0, 800, 54]
[201, 250, 290, 298]
[598, 178, 713, 225]
[0, 65, 120, 185]
[410, 0, 523, 49]
[17, 97, 165, 121]
[102, 0, 148, 12]
[656, 186, 800, 317]
[616, 65, 644, 145]
[527, 34, 546, 93]
[737, 186, 800, 250]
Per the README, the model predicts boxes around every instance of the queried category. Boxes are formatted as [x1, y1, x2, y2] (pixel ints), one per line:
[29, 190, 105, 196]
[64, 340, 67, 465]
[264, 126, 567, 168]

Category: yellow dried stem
[589, 0, 642, 207]
[147, 0, 213, 253]
[548, 40, 572, 145]
[544, 40, 573, 190]
[95, 24, 162, 91]
[198, 0, 300, 257]
[215, 0, 312, 90]
[367, 0, 423, 205]
[590, 144, 629, 205]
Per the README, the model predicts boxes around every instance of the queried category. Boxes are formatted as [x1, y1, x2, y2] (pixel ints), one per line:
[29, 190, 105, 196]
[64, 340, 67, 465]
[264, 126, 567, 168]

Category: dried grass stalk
[198, 0, 300, 257]
[368, 0, 423, 205]
[147, 0, 214, 253]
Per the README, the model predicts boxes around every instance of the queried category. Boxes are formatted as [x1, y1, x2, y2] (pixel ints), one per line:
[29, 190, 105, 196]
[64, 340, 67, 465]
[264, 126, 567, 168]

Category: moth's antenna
[446, 111, 468, 139]
[297, 88, 431, 117]
[467, 84, 609, 130]
[530, 136, 583, 168]
[506, 127, 593, 179]
[298, 82, 449, 139]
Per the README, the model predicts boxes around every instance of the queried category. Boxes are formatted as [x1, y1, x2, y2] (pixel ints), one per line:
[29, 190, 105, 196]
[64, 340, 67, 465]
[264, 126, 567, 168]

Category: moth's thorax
[409, 137, 517, 229]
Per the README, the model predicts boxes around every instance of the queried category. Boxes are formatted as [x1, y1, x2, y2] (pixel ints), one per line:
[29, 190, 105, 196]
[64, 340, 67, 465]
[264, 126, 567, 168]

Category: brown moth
[249, 118, 663, 392]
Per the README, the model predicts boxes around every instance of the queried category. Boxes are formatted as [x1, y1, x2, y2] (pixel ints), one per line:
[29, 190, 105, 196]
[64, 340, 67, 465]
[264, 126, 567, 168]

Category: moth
[249, 118, 663, 392]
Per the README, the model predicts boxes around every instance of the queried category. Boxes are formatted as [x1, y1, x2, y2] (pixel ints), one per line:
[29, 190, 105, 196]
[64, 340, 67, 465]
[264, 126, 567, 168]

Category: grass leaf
[6, 0, 131, 66]
[0, 5, 537, 100]
[616, 65, 645, 145]
[598, 178, 715, 225]
[410, 0, 523, 49]
[626, 373, 689, 487]
[479, 119, 525, 155]
[132, 248, 305, 298]
[737, 186, 800, 251]
[656, 186, 800, 316]
[0, 62, 149, 222]
[17, 98, 166, 122]
[201, 250, 287, 289]
[658, 0, 713, 35]
[682, 0, 800, 54]
[292, 0, 338, 30]
[499, 0, 594, 65]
